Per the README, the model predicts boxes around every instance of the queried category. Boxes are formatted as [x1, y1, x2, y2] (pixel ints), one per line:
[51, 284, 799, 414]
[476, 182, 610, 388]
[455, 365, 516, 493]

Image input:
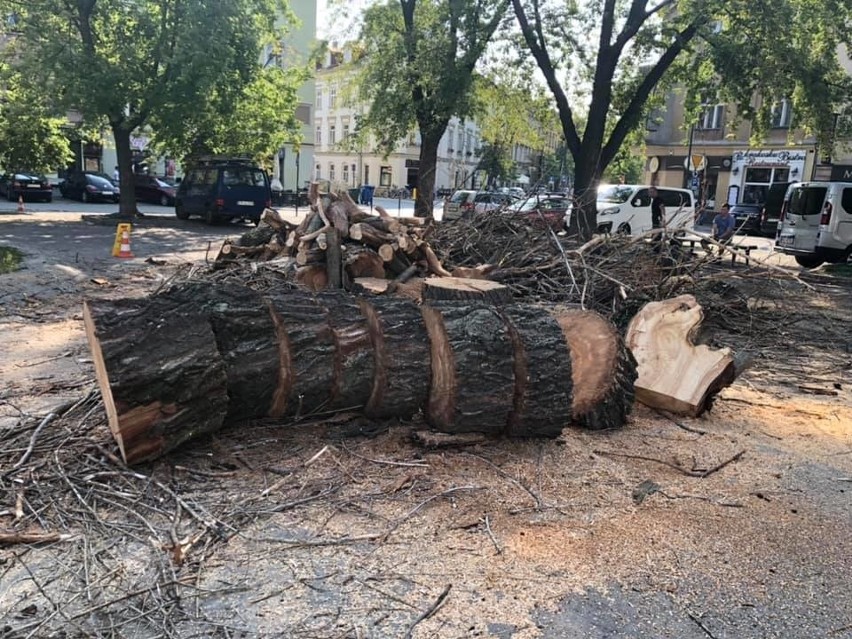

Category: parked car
[510, 194, 571, 230]
[776, 181, 852, 267]
[0, 172, 53, 202]
[730, 203, 763, 234]
[442, 189, 478, 221]
[175, 158, 271, 224]
[135, 175, 177, 206]
[592, 184, 695, 236]
[60, 172, 120, 203]
[473, 192, 514, 214]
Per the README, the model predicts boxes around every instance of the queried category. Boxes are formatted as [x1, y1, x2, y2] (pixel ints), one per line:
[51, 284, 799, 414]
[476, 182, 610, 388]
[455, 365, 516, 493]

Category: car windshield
[597, 185, 634, 204]
[153, 178, 174, 188]
[222, 169, 266, 187]
[515, 198, 550, 212]
[88, 176, 113, 188]
[450, 191, 474, 203]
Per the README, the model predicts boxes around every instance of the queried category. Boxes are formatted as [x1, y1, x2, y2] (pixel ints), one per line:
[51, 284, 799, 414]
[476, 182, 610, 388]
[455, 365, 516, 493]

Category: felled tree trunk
[83, 299, 229, 465]
[423, 276, 513, 305]
[625, 294, 735, 416]
[85, 285, 636, 464]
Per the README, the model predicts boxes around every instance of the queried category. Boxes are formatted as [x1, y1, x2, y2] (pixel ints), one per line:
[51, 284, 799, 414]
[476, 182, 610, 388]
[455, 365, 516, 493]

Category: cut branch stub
[359, 296, 431, 419]
[423, 276, 512, 305]
[500, 305, 573, 437]
[83, 299, 229, 465]
[554, 308, 637, 429]
[421, 302, 515, 434]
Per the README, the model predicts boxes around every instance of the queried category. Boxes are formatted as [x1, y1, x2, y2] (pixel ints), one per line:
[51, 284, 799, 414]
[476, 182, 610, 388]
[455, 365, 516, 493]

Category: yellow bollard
[412, 188, 417, 201]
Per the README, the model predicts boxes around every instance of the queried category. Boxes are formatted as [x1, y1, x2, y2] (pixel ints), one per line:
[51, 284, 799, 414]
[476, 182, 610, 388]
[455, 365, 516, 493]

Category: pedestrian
[112, 166, 119, 182]
[701, 202, 736, 257]
[649, 186, 666, 231]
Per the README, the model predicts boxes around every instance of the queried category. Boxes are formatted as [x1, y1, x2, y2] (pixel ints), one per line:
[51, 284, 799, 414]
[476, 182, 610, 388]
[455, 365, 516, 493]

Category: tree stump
[359, 296, 431, 419]
[501, 305, 573, 437]
[421, 302, 515, 434]
[83, 299, 229, 465]
[554, 308, 637, 430]
[423, 276, 512, 305]
[625, 295, 735, 416]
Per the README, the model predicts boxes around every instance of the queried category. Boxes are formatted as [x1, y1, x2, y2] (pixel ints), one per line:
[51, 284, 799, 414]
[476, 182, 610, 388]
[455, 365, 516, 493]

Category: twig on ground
[404, 584, 452, 639]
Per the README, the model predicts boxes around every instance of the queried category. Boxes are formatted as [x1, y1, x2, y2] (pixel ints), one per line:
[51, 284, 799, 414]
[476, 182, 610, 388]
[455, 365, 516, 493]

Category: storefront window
[380, 166, 392, 186]
[745, 168, 771, 183]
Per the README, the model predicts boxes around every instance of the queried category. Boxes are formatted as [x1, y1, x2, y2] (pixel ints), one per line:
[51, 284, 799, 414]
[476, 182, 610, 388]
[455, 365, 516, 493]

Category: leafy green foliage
[0, 72, 73, 173]
[1, 0, 299, 214]
[358, 0, 508, 217]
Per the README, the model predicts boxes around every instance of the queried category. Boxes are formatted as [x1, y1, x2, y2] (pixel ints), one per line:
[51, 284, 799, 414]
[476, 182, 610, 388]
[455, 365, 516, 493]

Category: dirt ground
[1, 212, 850, 638]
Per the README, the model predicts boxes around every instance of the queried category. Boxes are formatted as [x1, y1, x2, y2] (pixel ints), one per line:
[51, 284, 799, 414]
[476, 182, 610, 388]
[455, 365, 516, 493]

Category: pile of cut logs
[215, 185, 453, 292]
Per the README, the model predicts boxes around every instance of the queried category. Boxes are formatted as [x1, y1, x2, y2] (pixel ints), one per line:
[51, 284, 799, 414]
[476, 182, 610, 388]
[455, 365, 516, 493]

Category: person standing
[112, 166, 119, 183]
[649, 186, 666, 231]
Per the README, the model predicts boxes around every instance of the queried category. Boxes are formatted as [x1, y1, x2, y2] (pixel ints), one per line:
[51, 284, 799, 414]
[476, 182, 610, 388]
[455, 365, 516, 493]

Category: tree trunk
[359, 297, 431, 419]
[414, 131, 441, 219]
[566, 165, 601, 242]
[111, 123, 140, 219]
[83, 298, 230, 465]
[423, 277, 512, 305]
[500, 306, 573, 437]
[421, 302, 515, 434]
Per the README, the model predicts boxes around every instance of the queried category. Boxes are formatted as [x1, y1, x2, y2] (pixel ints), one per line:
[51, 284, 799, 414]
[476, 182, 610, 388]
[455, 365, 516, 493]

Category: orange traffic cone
[116, 228, 134, 258]
[17, 195, 24, 213]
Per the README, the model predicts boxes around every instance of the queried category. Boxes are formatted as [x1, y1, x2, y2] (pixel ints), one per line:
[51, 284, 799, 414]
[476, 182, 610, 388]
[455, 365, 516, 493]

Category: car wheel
[160, 194, 169, 207]
[204, 208, 219, 225]
[7, 190, 14, 202]
[616, 223, 631, 235]
[81, 191, 89, 204]
[175, 204, 189, 220]
[45, 195, 53, 203]
[795, 255, 824, 268]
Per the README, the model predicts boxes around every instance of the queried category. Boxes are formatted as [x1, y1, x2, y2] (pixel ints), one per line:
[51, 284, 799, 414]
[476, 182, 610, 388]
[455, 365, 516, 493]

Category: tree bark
[83, 298, 230, 465]
[421, 302, 515, 434]
[423, 277, 512, 305]
[414, 130, 442, 219]
[500, 306, 573, 437]
[344, 246, 386, 280]
[359, 297, 431, 419]
[111, 123, 139, 219]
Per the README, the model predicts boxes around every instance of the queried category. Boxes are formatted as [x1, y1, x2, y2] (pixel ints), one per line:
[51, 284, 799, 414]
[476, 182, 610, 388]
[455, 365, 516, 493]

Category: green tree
[2, 0, 295, 216]
[0, 72, 73, 174]
[358, 0, 508, 218]
[512, 0, 852, 240]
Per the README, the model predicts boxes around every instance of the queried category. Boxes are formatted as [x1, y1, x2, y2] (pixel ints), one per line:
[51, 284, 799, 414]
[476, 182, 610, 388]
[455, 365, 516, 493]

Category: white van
[595, 184, 695, 236]
[776, 182, 852, 267]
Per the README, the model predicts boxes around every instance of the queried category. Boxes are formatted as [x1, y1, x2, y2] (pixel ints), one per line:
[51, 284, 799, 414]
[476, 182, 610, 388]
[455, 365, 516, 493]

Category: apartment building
[644, 49, 852, 209]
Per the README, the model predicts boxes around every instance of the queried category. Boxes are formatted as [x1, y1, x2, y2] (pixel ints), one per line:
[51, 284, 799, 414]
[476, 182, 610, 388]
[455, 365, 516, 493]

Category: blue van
[175, 158, 271, 224]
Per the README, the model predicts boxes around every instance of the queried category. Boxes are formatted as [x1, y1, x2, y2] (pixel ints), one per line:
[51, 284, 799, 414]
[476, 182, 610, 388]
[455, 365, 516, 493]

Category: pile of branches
[214, 186, 452, 291]
[431, 210, 736, 325]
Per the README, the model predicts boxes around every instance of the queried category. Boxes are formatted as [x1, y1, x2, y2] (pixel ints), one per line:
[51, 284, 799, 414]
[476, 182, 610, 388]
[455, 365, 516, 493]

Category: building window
[457, 131, 464, 155]
[329, 86, 337, 109]
[329, 164, 335, 181]
[364, 165, 370, 184]
[315, 125, 322, 147]
[329, 125, 336, 145]
[343, 163, 349, 184]
[380, 165, 392, 187]
[316, 89, 322, 110]
[351, 164, 356, 185]
[699, 104, 724, 130]
[771, 99, 793, 129]
[315, 164, 321, 180]
[447, 126, 454, 152]
[343, 124, 349, 139]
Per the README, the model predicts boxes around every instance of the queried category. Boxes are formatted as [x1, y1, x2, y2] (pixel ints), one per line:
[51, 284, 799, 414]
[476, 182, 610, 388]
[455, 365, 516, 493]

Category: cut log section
[625, 295, 735, 416]
[421, 302, 515, 434]
[317, 293, 376, 411]
[500, 306, 573, 437]
[264, 290, 336, 418]
[158, 284, 282, 423]
[352, 277, 425, 302]
[423, 276, 512, 305]
[359, 296, 431, 419]
[554, 308, 637, 430]
[83, 299, 229, 465]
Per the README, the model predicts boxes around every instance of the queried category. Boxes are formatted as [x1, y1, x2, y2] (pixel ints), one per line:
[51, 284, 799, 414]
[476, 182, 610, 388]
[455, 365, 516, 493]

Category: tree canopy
[1, 0, 302, 215]
[511, 0, 852, 239]
[357, 0, 508, 217]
